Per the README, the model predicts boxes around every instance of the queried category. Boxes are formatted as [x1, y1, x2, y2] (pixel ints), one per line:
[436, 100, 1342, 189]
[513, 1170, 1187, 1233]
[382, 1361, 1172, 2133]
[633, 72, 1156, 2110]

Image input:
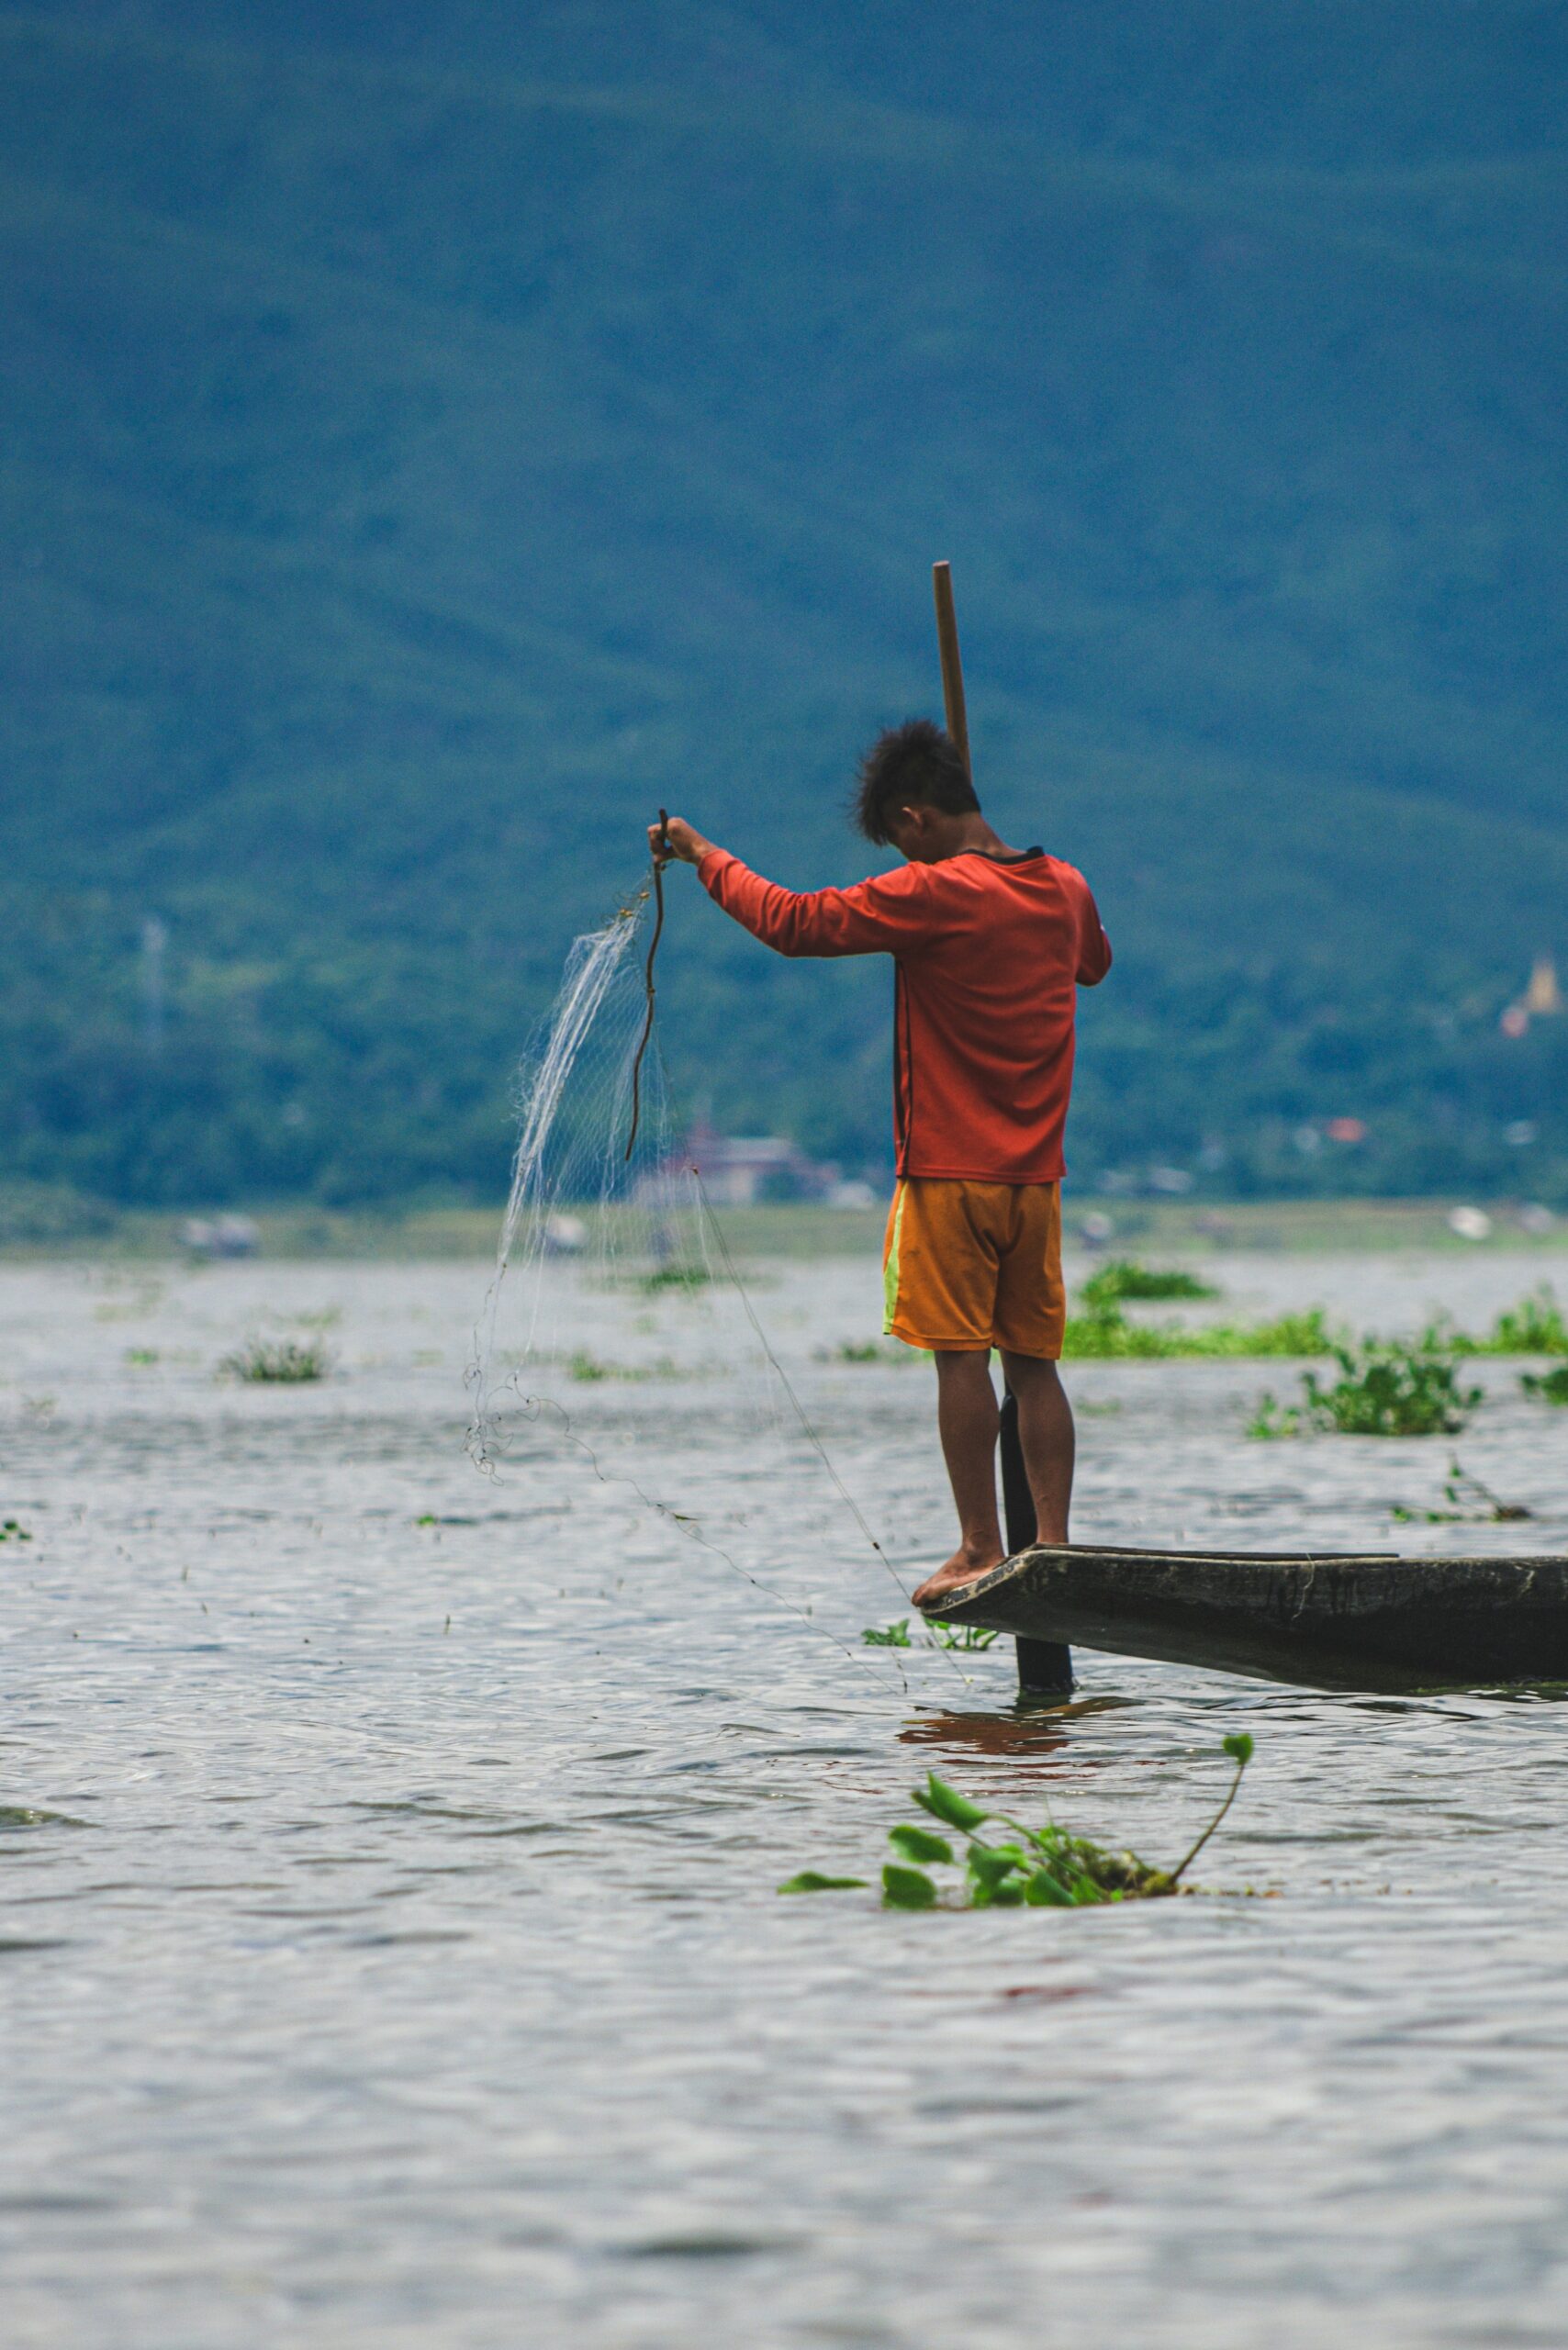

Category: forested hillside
[4, 1, 1567, 1205]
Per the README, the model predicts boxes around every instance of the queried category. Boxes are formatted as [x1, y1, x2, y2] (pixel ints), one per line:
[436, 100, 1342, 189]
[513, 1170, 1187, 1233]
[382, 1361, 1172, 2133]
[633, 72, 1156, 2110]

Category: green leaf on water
[881, 1863, 938, 1909]
[1222, 1732, 1255, 1765]
[967, 1841, 1027, 1887]
[913, 1773, 991, 1831]
[888, 1823, 953, 1866]
[778, 1871, 867, 1895]
[1023, 1866, 1074, 1906]
[972, 1875, 1025, 1907]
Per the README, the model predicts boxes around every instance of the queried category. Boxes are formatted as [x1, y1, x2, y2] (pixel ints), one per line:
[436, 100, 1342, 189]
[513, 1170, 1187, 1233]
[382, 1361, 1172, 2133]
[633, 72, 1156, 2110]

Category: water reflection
[899, 1691, 1136, 1762]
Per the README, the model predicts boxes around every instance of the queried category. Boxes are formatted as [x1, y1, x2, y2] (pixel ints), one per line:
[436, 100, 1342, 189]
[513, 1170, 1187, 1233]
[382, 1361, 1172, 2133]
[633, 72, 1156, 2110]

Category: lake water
[4, 1247, 1567, 2348]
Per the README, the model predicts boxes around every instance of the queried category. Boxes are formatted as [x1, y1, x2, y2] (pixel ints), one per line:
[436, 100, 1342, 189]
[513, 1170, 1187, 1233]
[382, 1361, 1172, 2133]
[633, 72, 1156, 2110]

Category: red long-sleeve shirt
[698, 845, 1111, 1183]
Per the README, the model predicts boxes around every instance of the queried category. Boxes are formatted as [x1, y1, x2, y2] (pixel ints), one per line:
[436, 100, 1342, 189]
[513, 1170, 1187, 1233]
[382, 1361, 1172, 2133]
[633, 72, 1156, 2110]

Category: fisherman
[650, 719, 1111, 1607]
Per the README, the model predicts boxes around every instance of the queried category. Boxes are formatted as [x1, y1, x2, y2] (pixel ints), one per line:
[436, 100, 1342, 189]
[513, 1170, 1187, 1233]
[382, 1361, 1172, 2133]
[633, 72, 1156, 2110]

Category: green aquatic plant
[1521, 1364, 1568, 1404]
[638, 1262, 712, 1296]
[1205, 1309, 1335, 1359]
[0, 1518, 33, 1543]
[828, 1338, 921, 1365]
[861, 1618, 1002, 1653]
[1245, 1392, 1299, 1439]
[218, 1337, 331, 1382]
[1302, 1343, 1482, 1436]
[933, 1623, 1001, 1651]
[1060, 1307, 1172, 1360]
[780, 1737, 1255, 1908]
[1435, 1289, 1568, 1358]
[567, 1349, 684, 1382]
[1064, 1304, 1332, 1361]
[1248, 1340, 1483, 1438]
[1476, 1288, 1568, 1357]
[1391, 1459, 1532, 1523]
[1081, 1259, 1218, 1307]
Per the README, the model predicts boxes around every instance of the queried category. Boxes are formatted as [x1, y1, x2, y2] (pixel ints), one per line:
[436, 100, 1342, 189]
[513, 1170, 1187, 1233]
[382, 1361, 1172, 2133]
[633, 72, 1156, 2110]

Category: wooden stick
[931, 560, 1068, 1691]
[931, 560, 971, 778]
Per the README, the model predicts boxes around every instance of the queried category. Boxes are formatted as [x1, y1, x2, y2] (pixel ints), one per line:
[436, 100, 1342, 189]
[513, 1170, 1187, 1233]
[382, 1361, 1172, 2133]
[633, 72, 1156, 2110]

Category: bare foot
[913, 1548, 1004, 1610]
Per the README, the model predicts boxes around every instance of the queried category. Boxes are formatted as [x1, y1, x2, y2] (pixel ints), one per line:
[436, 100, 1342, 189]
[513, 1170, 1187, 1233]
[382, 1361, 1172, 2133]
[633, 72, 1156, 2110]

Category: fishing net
[465, 876, 927, 1674]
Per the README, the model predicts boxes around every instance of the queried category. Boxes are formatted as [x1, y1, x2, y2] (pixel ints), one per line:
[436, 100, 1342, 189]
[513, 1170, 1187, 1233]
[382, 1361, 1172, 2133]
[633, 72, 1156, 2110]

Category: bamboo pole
[928, 558, 1072, 1699]
[931, 560, 971, 778]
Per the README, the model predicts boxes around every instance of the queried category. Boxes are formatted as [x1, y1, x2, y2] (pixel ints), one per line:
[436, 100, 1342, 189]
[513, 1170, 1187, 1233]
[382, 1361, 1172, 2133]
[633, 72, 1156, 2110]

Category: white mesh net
[465, 880, 924, 1676]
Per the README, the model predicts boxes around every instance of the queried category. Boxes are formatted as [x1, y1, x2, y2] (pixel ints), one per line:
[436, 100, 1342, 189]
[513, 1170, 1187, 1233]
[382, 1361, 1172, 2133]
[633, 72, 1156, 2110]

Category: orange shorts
[882, 1178, 1065, 1357]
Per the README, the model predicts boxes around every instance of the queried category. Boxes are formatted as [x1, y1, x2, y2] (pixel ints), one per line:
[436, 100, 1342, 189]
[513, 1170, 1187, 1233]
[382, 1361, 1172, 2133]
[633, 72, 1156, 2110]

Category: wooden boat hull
[924, 1544, 1568, 1693]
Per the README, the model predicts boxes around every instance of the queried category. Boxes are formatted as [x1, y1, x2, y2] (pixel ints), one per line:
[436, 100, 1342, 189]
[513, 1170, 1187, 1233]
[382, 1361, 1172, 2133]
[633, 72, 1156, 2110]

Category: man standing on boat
[651, 719, 1111, 1607]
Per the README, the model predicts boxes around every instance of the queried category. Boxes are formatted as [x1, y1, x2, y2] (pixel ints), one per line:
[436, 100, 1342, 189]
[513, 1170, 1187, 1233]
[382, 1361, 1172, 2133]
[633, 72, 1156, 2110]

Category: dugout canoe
[922, 1544, 1568, 1693]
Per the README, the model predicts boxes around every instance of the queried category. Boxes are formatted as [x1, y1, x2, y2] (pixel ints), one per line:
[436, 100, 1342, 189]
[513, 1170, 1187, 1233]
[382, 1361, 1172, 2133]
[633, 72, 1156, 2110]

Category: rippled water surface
[4, 1248, 1568, 2348]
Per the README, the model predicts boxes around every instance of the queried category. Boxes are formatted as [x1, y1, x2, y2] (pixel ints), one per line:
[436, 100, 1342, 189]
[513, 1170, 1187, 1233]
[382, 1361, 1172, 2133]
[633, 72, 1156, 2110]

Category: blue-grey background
[5, 0, 1567, 1205]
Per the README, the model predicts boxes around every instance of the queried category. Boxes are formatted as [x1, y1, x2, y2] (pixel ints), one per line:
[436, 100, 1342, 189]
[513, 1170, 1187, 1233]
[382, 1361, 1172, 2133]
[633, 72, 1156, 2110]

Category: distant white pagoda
[1524, 955, 1563, 1016]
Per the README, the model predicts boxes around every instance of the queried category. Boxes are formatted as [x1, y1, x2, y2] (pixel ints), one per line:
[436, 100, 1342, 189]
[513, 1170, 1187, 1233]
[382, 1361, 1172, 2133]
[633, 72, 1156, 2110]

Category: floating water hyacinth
[861, 1618, 999, 1652]
[1063, 1306, 1333, 1360]
[219, 1337, 331, 1382]
[1080, 1259, 1219, 1306]
[780, 1737, 1256, 1908]
[1475, 1288, 1568, 1356]
[1249, 1340, 1483, 1438]
[1391, 1460, 1532, 1524]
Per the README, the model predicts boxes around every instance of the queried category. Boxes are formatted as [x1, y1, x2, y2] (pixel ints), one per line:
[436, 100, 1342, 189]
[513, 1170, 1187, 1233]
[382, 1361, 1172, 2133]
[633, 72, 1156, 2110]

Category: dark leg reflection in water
[899, 1690, 1135, 1762]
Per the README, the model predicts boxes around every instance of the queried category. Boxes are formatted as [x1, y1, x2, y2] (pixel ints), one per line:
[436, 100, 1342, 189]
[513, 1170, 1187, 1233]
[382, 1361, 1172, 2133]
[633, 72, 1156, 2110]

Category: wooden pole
[931, 561, 971, 777]
[928, 560, 1072, 1701]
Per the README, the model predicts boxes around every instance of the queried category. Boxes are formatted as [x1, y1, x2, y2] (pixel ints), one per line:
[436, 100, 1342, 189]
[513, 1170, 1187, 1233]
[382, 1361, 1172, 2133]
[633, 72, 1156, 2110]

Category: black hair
[852, 718, 980, 845]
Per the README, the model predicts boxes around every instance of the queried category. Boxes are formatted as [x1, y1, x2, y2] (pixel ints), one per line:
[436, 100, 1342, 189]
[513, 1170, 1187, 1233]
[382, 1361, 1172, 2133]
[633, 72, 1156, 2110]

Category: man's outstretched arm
[650, 816, 939, 959]
[1074, 878, 1113, 987]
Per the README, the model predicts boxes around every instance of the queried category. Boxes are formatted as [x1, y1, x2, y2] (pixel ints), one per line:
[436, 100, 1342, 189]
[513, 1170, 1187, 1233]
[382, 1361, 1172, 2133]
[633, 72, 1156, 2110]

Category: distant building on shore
[179, 1214, 260, 1259]
[637, 1116, 875, 1208]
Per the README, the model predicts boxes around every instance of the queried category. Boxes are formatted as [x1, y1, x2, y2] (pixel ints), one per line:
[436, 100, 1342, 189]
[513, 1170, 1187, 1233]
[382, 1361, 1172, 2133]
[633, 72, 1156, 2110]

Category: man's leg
[912, 1349, 1005, 1607]
[999, 1351, 1075, 1546]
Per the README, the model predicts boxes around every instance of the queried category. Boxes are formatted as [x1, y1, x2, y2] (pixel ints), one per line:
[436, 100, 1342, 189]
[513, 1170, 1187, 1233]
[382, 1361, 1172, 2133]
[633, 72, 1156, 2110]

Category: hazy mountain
[4, 1, 1566, 1203]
